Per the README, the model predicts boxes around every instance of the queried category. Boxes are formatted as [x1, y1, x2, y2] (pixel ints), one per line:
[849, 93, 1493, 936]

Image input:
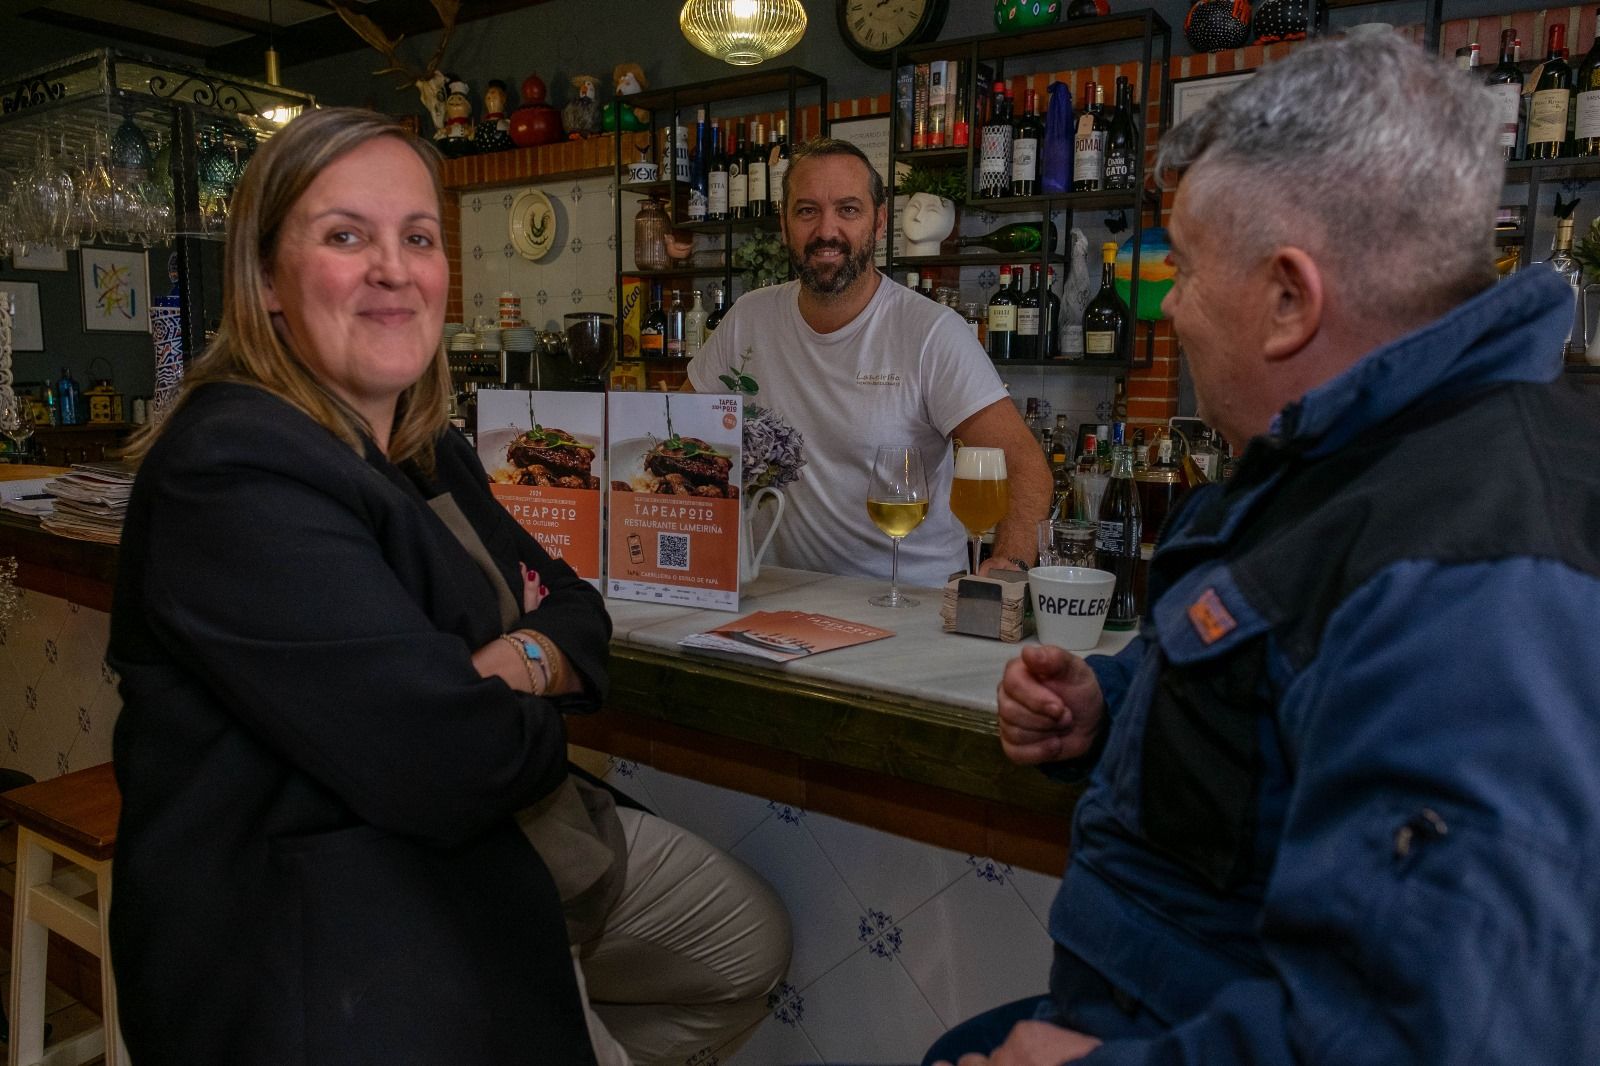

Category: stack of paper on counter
[0, 477, 56, 518]
[679, 611, 894, 664]
[41, 461, 135, 544]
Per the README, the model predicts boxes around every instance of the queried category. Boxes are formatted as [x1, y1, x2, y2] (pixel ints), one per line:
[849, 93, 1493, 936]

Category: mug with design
[498, 291, 523, 328]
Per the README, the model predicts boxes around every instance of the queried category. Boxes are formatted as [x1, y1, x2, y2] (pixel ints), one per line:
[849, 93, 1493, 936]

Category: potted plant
[731, 231, 790, 291]
[895, 165, 964, 255]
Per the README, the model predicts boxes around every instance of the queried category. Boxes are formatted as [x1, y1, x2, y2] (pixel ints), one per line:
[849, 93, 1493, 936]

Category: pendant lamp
[679, 0, 808, 66]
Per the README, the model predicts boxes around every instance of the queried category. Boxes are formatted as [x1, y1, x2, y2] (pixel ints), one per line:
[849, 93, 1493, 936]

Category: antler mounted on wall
[327, 0, 461, 134]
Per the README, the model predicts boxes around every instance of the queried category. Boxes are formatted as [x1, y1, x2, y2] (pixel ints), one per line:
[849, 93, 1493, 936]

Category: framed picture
[1171, 70, 1255, 129]
[80, 247, 150, 333]
[10, 246, 68, 271]
[0, 281, 44, 350]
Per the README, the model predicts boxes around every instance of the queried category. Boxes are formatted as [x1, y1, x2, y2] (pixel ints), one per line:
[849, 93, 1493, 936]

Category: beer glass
[950, 446, 1009, 575]
[866, 444, 929, 608]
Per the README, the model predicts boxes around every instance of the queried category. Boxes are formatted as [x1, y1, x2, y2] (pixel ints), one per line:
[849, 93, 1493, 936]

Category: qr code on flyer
[657, 532, 690, 571]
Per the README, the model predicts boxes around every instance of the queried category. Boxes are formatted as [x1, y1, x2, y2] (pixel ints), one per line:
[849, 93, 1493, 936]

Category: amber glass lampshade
[679, 0, 808, 66]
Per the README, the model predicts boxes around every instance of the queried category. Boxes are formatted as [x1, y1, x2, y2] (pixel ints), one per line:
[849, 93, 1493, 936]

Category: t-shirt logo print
[1187, 587, 1237, 644]
[855, 371, 903, 386]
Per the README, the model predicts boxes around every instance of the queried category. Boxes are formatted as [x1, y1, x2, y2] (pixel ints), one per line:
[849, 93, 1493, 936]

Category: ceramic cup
[626, 161, 660, 183]
[1029, 565, 1116, 651]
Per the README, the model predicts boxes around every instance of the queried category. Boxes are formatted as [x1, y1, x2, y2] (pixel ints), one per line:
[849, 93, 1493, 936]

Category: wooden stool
[0, 763, 125, 1066]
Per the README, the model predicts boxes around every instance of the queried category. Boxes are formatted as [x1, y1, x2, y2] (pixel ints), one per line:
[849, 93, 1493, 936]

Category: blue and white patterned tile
[1006, 864, 1063, 930]
[731, 811, 864, 989]
[798, 940, 947, 1065]
[717, 1009, 824, 1066]
[629, 767, 774, 853]
[802, 811, 971, 924]
[895, 858, 1057, 1028]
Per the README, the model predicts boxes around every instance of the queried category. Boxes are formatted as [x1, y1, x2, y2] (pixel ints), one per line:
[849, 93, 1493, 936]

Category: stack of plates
[478, 327, 502, 352]
[442, 322, 466, 346]
[501, 327, 537, 352]
[450, 332, 478, 352]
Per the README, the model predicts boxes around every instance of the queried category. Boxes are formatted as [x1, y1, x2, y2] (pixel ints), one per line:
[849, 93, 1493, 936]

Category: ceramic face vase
[901, 192, 957, 256]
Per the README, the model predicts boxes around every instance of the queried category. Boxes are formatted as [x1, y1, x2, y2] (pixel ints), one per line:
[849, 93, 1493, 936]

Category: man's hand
[997, 644, 1106, 765]
[938, 1021, 1102, 1066]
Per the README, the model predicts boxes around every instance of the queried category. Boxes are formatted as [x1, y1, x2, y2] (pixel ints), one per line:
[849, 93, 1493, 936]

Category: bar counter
[0, 494, 1131, 871]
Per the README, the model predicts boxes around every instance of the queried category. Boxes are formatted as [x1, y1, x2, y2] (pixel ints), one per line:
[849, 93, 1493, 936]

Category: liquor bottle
[748, 120, 769, 216]
[1576, 26, 1600, 155]
[1041, 265, 1062, 361]
[1486, 30, 1524, 161]
[987, 264, 1018, 359]
[1103, 76, 1138, 190]
[685, 289, 708, 354]
[1011, 88, 1043, 196]
[1096, 443, 1141, 630]
[1188, 428, 1222, 481]
[1072, 82, 1107, 192]
[728, 121, 749, 220]
[665, 289, 686, 359]
[956, 220, 1062, 255]
[1083, 241, 1129, 360]
[1060, 230, 1091, 359]
[704, 288, 728, 334]
[978, 85, 1014, 198]
[707, 123, 729, 221]
[688, 108, 709, 221]
[640, 284, 666, 359]
[920, 275, 937, 300]
[1023, 396, 1043, 443]
[55, 367, 81, 426]
[1528, 24, 1572, 159]
[1131, 427, 1147, 473]
[1016, 265, 1041, 360]
[768, 119, 790, 214]
[1547, 215, 1584, 356]
[906, 271, 922, 292]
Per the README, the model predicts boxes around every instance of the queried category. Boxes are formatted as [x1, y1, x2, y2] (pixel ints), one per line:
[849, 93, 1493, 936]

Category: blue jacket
[1050, 268, 1600, 1064]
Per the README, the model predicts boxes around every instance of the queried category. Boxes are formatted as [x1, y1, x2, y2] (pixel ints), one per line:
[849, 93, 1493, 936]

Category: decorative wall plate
[509, 189, 557, 260]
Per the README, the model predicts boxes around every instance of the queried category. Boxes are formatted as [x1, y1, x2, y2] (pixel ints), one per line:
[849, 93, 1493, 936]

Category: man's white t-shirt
[688, 276, 1008, 588]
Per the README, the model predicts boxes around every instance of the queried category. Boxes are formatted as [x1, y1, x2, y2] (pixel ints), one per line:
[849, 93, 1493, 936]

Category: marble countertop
[603, 567, 1137, 715]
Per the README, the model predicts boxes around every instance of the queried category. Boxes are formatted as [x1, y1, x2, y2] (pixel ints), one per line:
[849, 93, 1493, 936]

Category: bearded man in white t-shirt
[685, 138, 1051, 589]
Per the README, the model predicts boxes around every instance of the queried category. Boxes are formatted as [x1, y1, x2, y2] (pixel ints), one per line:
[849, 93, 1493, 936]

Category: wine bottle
[1576, 26, 1600, 155]
[688, 108, 709, 221]
[978, 85, 1014, 199]
[707, 123, 729, 221]
[748, 120, 769, 217]
[1072, 82, 1107, 192]
[956, 220, 1061, 254]
[1015, 265, 1041, 360]
[1486, 30, 1524, 161]
[1042, 265, 1061, 361]
[769, 119, 790, 215]
[665, 289, 686, 359]
[987, 264, 1018, 359]
[704, 288, 728, 334]
[1095, 443, 1141, 630]
[1011, 88, 1043, 196]
[1083, 241, 1129, 360]
[1103, 76, 1138, 191]
[1528, 24, 1572, 159]
[728, 121, 749, 220]
[640, 284, 666, 360]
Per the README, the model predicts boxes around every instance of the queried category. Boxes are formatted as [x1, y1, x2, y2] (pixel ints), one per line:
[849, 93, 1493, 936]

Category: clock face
[838, 0, 947, 66]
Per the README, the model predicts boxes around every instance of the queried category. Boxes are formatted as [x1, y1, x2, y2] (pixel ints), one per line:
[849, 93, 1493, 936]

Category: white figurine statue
[900, 192, 957, 256]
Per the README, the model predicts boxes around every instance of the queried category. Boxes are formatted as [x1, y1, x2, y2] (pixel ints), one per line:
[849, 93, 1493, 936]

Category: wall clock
[837, 0, 950, 68]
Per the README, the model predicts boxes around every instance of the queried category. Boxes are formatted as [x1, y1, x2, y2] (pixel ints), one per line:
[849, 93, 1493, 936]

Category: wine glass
[866, 444, 929, 608]
[950, 446, 1009, 575]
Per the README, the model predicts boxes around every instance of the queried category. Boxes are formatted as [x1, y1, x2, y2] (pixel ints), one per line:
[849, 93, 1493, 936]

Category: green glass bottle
[957, 220, 1060, 254]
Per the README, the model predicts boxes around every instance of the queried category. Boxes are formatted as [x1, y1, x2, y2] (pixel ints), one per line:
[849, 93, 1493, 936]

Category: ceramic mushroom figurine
[564, 74, 602, 138]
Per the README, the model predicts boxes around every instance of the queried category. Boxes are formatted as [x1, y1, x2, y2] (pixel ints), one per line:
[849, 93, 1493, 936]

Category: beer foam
[954, 446, 1007, 480]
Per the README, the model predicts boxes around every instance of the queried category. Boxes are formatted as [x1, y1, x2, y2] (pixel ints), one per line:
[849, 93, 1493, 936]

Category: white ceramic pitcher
[740, 486, 786, 585]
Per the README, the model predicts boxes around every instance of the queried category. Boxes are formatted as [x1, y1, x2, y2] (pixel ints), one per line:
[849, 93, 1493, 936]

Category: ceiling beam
[125, 0, 278, 38]
[20, 7, 213, 58]
[208, 0, 558, 79]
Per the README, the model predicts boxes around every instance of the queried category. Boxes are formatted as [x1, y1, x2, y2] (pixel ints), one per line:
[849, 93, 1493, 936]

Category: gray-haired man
[927, 33, 1600, 1066]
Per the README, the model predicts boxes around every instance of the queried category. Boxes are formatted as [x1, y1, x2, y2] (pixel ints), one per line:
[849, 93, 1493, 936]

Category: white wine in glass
[867, 444, 929, 608]
[950, 446, 1009, 574]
